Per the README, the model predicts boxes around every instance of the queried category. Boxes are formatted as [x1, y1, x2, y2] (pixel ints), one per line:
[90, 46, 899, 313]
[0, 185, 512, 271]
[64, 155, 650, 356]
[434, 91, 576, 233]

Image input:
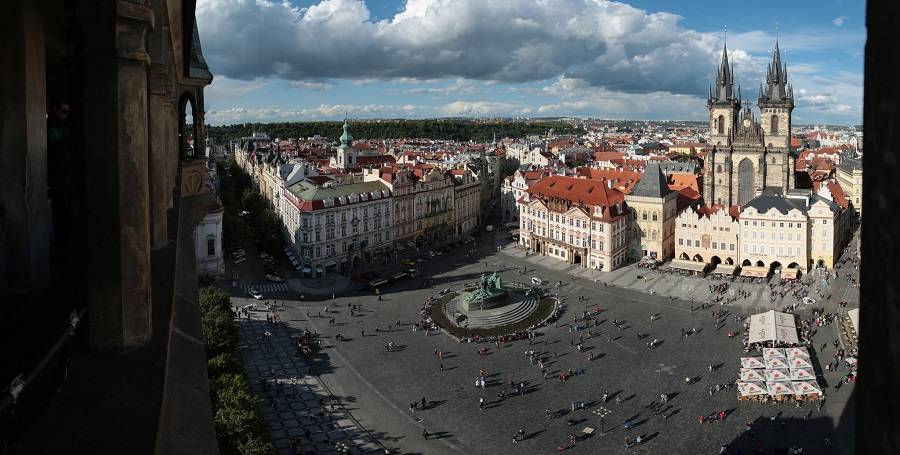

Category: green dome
[340, 120, 353, 145]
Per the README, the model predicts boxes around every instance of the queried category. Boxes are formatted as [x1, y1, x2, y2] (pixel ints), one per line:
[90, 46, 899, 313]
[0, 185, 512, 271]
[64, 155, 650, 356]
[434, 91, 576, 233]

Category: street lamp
[593, 406, 612, 435]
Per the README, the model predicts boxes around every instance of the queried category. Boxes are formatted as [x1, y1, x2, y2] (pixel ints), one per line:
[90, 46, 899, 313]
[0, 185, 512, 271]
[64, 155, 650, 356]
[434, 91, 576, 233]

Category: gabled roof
[630, 162, 673, 198]
[527, 175, 626, 221]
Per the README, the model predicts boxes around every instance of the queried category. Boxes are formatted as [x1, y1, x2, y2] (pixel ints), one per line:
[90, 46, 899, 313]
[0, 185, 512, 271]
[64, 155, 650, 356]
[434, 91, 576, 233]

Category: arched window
[641, 211, 648, 221]
[716, 165, 722, 173]
[652, 212, 658, 221]
[770, 115, 779, 135]
[206, 235, 215, 256]
[717, 115, 725, 135]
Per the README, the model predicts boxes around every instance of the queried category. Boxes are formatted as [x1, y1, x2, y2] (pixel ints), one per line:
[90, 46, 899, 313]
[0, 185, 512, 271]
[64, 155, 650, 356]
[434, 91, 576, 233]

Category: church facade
[703, 41, 797, 207]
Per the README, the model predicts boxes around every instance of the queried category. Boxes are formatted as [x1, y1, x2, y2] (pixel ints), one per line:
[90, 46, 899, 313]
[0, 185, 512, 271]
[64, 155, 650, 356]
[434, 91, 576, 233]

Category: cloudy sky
[197, 0, 865, 125]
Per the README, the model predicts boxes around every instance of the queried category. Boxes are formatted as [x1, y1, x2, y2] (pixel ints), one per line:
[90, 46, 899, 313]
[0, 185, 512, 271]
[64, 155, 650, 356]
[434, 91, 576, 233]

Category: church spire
[760, 39, 791, 102]
[713, 41, 736, 101]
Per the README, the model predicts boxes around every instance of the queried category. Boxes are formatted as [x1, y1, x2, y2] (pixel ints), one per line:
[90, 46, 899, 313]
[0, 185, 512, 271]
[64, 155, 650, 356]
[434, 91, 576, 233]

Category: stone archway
[742, 259, 752, 266]
[692, 254, 704, 262]
[680, 252, 689, 260]
[725, 257, 734, 265]
[756, 260, 765, 267]
[787, 262, 800, 269]
[573, 252, 582, 265]
[770, 261, 782, 272]
[817, 259, 826, 268]
[710, 256, 722, 267]
[178, 91, 197, 160]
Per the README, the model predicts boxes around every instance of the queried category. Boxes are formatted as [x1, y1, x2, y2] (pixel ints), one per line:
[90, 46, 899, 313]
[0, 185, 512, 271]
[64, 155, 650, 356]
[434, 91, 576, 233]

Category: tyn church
[703, 41, 797, 207]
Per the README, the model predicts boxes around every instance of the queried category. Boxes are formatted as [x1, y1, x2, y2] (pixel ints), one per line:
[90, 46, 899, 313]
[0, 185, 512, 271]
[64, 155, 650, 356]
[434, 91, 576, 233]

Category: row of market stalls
[667, 259, 800, 280]
[738, 346, 823, 401]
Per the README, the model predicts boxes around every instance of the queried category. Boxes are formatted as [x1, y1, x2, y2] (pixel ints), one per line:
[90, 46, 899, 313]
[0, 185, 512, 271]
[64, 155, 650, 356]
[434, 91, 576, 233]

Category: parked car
[248, 288, 264, 300]
[266, 274, 283, 283]
[531, 277, 544, 286]
[428, 250, 438, 257]
[401, 259, 417, 266]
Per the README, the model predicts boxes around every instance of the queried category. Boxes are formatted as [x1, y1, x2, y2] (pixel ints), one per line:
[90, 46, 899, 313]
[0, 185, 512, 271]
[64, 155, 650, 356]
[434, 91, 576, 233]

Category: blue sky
[197, 0, 865, 125]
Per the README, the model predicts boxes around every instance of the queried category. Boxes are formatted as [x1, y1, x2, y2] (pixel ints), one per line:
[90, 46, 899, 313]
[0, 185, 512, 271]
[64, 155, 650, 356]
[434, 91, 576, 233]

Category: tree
[223, 212, 250, 248]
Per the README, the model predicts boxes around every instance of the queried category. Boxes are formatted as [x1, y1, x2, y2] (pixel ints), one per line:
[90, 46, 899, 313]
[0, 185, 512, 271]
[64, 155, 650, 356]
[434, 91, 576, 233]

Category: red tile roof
[527, 175, 627, 221]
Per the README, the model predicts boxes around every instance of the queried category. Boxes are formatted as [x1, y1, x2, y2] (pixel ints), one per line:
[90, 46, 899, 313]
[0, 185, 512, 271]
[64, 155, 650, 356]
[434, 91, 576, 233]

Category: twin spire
[759, 40, 793, 102]
[709, 35, 793, 105]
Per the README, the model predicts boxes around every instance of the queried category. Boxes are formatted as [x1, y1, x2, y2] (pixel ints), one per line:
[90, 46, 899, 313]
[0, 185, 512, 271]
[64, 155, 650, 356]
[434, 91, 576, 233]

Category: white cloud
[833, 16, 846, 27]
[288, 80, 335, 91]
[441, 101, 526, 116]
[205, 103, 427, 124]
[197, 0, 729, 95]
[204, 76, 271, 100]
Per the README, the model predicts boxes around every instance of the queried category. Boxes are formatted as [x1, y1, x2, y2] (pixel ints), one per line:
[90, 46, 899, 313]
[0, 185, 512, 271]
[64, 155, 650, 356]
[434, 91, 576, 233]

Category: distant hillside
[207, 119, 581, 144]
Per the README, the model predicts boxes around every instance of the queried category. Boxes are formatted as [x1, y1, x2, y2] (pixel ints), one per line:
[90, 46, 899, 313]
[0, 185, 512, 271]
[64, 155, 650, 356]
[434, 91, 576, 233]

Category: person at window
[47, 95, 73, 246]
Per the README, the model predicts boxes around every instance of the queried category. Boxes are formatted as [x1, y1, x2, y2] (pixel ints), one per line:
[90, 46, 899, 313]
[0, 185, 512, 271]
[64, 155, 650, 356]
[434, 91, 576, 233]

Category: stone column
[80, 0, 154, 350]
[165, 100, 177, 208]
[0, 1, 51, 302]
[149, 91, 170, 248]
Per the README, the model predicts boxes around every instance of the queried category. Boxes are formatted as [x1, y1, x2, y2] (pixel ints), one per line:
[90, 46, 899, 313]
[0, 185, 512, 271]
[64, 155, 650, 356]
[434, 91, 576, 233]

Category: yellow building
[625, 162, 678, 262]
[836, 157, 863, 217]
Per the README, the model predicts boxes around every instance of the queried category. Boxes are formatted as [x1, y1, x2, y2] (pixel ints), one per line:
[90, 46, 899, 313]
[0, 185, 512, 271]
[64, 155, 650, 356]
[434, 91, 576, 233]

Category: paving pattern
[237, 315, 386, 455]
[229, 228, 859, 455]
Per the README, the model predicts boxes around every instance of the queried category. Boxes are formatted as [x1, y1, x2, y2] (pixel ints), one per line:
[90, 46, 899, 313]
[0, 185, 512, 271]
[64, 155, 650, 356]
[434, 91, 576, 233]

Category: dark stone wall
[858, 0, 900, 453]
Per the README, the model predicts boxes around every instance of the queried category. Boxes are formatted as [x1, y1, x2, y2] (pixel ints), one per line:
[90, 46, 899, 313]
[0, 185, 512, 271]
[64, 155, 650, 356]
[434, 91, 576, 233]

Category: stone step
[464, 299, 537, 328]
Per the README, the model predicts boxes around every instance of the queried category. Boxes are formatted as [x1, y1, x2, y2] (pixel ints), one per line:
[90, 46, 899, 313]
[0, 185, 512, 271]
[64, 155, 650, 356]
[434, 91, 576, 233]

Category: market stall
[789, 368, 816, 381]
[740, 357, 766, 369]
[740, 368, 765, 382]
[764, 369, 790, 382]
[747, 310, 800, 348]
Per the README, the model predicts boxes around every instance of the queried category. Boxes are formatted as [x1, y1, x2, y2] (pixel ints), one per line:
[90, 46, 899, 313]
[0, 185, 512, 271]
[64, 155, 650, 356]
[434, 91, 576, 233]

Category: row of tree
[207, 119, 580, 144]
[217, 156, 284, 258]
[200, 287, 271, 455]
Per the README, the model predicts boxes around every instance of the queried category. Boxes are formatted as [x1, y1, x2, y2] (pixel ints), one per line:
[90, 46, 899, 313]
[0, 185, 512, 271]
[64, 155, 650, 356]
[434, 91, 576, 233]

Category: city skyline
[198, 0, 864, 126]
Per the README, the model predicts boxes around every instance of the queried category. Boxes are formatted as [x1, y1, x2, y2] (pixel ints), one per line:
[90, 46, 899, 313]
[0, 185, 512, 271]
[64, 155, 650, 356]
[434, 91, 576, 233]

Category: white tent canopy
[763, 348, 786, 359]
[740, 368, 765, 382]
[792, 380, 822, 396]
[748, 310, 800, 345]
[789, 368, 816, 381]
[766, 357, 789, 370]
[848, 308, 860, 335]
[788, 357, 814, 369]
[738, 381, 768, 396]
[766, 381, 795, 396]
[786, 347, 810, 358]
[764, 369, 791, 382]
[740, 357, 766, 369]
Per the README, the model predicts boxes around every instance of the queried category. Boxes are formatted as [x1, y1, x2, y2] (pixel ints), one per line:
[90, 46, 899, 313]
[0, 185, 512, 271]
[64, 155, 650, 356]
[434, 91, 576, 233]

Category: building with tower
[703, 41, 796, 207]
[332, 120, 358, 169]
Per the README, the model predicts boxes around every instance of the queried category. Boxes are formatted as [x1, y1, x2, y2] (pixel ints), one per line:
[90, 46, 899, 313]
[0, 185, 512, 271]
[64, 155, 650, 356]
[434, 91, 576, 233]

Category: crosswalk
[241, 283, 290, 294]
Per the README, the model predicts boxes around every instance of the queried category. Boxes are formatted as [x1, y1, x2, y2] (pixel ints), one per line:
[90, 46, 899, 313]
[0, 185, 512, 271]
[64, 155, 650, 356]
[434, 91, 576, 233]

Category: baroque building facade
[703, 41, 796, 207]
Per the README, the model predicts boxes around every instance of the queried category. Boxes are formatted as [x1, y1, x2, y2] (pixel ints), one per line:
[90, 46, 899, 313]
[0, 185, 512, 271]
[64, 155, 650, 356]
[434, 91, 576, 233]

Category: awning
[748, 310, 799, 345]
[789, 368, 815, 381]
[762, 348, 786, 359]
[510, 229, 521, 236]
[787, 357, 813, 369]
[302, 267, 311, 273]
[786, 347, 810, 358]
[739, 368, 765, 382]
[792, 380, 822, 396]
[766, 381, 794, 396]
[764, 369, 790, 382]
[737, 381, 768, 396]
[711, 263, 737, 275]
[325, 261, 337, 267]
[391, 271, 408, 280]
[781, 268, 800, 280]
[848, 308, 860, 335]
[369, 278, 389, 287]
[740, 266, 770, 278]
[669, 258, 707, 272]
[740, 357, 765, 369]
[316, 267, 323, 273]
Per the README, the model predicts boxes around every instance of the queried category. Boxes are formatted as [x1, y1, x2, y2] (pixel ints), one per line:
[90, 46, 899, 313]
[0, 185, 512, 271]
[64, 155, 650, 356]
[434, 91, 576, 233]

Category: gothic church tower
[703, 40, 796, 207]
